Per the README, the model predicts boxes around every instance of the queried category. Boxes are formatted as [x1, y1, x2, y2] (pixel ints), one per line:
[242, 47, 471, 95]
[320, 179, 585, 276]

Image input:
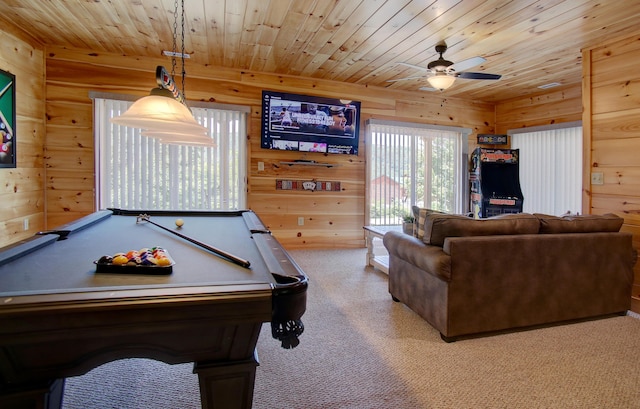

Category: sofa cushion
[423, 213, 540, 247]
[535, 213, 623, 233]
[412, 206, 445, 239]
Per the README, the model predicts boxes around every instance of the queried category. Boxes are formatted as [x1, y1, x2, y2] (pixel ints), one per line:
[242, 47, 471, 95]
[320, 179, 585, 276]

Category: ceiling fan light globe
[427, 74, 456, 91]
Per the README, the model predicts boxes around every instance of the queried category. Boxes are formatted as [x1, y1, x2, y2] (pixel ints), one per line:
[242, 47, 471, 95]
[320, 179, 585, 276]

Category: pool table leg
[193, 351, 259, 409]
[0, 378, 65, 409]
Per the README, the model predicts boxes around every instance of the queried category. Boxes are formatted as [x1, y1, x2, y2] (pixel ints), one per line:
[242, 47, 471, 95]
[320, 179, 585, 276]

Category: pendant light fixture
[110, 0, 209, 142]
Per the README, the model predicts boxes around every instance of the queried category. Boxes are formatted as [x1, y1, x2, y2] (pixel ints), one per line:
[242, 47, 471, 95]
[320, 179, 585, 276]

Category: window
[366, 120, 470, 225]
[510, 123, 582, 215]
[93, 95, 248, 210]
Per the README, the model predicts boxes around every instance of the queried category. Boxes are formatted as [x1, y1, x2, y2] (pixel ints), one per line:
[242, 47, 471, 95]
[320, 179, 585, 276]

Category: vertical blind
[511, 125, 582, 215]
[94, 97, 247, 210]
[366, 120, 468, 225]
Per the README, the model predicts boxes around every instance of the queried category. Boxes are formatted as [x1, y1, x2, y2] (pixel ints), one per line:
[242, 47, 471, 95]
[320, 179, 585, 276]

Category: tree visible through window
[93, 96, 248, 211]
[366, 120, 470, 225]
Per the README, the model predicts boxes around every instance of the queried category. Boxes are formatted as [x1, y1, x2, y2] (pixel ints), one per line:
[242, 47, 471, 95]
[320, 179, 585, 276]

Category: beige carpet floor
[63, 248, 640, 408]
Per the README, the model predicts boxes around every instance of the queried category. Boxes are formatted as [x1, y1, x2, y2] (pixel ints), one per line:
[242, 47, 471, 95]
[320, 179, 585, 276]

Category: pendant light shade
[111, 88, 206, 133]
[427, 73, 456, 91]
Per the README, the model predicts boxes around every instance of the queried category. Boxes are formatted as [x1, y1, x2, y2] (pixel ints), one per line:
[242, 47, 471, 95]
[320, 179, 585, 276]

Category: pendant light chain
[171, 0, 178, 80]
[181, 0, 186, 100]
[170, 0, 187, 101]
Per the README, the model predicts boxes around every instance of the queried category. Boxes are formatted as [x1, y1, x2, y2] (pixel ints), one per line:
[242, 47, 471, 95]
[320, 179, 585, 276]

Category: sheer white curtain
[511, 124, 582, 215]
[93, 95, 248, 210]
[366, 119, 470, 225]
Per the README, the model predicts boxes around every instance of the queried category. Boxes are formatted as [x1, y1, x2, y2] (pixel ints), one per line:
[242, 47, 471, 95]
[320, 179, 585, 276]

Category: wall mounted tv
[261, 90, 361, 155]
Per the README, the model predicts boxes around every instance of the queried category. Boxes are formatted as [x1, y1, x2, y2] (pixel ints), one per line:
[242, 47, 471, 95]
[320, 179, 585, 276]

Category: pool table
[0, 209, 308, 409]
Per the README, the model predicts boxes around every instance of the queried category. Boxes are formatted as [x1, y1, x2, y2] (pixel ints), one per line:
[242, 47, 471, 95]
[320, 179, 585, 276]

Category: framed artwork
[0, 68, 16, 168]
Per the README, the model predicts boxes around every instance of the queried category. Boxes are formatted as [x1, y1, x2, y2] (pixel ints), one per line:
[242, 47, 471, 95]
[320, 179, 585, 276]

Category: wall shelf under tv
[280, 161, 337, 168]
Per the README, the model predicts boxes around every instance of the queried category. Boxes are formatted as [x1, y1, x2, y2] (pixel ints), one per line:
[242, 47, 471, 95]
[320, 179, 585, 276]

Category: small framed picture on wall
[0, 68, 16, 168]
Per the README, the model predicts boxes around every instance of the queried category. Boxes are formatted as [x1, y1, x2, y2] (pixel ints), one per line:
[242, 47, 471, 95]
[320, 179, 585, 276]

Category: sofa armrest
[383, 230, 451, 281]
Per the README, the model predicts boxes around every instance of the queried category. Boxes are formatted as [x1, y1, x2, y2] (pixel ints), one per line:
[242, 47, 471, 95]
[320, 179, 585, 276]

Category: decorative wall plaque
[477, 134, 507, 145]
[276, 180, 341, 192]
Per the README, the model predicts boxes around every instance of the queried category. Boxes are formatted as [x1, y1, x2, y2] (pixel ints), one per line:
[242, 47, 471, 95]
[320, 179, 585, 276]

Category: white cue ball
[175, 218, 184, 227]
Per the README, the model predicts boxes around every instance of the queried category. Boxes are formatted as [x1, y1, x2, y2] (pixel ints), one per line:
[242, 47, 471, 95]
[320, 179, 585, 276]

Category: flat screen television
[261, 90, 361, 155]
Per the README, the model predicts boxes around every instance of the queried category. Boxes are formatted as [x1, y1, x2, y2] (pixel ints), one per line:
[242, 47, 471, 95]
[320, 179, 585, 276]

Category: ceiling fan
[388, 43, 501, 91]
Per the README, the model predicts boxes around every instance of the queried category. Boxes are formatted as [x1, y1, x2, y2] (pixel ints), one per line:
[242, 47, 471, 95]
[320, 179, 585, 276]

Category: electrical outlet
[258, 161, 264, 171]
[23, 218, 29, 231]
[298, 217, 304, 226]
[591, 172, 604, 185]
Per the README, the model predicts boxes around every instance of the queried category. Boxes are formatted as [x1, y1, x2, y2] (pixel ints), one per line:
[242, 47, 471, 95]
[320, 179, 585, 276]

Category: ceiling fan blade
[449, 56, 485, 73]
[456, 72, 501, 80]
[396, 62, 428, 72]
[419, 86, 437, 92]
[387, 75, 427, 83]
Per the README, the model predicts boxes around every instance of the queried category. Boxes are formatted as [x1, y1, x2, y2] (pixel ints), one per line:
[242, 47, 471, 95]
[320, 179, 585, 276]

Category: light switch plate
[591, 172, 604, 185]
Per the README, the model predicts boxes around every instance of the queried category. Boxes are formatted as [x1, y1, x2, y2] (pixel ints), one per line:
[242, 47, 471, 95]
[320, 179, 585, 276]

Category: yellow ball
[112, 255, 128, 265]
[156, 257, 172, 266]
[175, 218, 184, 227]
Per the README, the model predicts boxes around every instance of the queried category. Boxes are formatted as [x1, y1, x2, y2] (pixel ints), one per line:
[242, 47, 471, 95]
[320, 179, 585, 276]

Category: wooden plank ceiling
[1, 0, 640, 103]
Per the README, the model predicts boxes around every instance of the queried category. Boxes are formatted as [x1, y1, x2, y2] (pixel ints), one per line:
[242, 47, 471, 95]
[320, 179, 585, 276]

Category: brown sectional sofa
[383, 212, 636, 342]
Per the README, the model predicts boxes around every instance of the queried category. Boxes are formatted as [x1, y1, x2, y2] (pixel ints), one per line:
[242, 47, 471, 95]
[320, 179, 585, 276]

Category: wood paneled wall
[495, 85, 582, 133]
[0, 25, 46, 248]
[582, 33, 640, 311]
[43, 46, 496, 249]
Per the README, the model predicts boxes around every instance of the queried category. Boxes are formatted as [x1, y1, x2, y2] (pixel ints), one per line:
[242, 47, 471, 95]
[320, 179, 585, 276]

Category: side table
[363, 225, 401, 274]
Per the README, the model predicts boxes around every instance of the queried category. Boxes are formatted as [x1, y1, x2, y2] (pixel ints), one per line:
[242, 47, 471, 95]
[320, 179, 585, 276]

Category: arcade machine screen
[480, 162, 522, 199]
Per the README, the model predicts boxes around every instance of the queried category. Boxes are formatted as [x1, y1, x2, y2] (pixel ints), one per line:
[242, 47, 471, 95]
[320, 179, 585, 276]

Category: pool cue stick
[137, 214, 251, 268]
[0, 109, 13, 138]
[0, 81, 11, 100]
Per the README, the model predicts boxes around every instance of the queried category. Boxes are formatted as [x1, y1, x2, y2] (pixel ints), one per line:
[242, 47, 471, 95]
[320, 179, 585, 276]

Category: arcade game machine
[469, 147, 523, 219]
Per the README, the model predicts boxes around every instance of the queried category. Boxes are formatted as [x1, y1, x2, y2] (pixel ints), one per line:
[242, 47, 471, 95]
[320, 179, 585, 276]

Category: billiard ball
[175, 218, 184, 227]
